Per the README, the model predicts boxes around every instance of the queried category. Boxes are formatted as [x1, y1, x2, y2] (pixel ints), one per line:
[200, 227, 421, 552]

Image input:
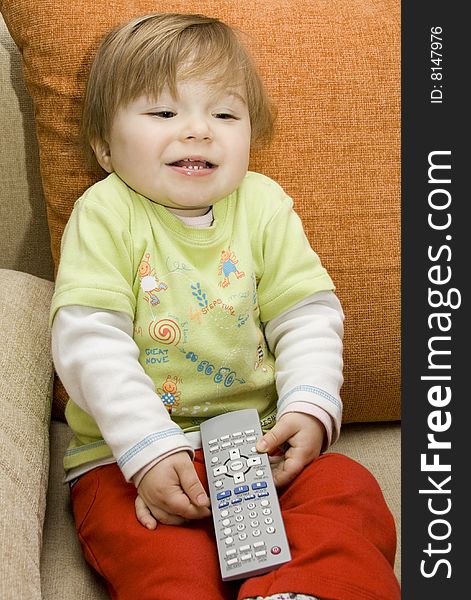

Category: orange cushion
[1, 0, 400, 424]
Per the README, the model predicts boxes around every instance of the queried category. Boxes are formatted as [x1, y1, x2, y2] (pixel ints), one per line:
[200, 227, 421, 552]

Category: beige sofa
[0, 11, 400, 600]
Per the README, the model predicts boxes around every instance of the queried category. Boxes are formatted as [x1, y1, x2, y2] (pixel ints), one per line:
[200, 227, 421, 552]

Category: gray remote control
[200, 409, 291, 581]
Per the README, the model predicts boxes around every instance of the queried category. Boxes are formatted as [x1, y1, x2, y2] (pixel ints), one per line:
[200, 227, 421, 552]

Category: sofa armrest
[0, 269, 54, 599]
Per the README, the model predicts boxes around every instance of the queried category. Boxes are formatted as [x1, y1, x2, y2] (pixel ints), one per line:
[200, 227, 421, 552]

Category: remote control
[200, 409, 291, 581]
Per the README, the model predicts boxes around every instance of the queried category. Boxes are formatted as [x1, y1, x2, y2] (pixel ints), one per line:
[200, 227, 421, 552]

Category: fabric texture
[71, 452, 400, 600]
[0, 0, 400, 424]
[0, 18, 53, 282]
[0, 269, 54, 600]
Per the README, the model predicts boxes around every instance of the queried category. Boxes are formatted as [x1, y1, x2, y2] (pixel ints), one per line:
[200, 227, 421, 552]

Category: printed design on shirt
[189, 281, 237, 323]
[149, 318, 182, 346]
[217, 247, 245, 288]
[138, 253, 168, 305]
[144, 347, 170, 365]
[157, 375, 182, 414]
[183, 351, 246, 388]
[191, 282, 209, 308]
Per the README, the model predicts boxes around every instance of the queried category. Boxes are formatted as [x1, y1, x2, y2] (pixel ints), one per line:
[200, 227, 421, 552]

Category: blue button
[258, 491, 269, 497]
[234, 485, 249, 495]
[231, 498, 242, 504]
[218, 500, 230, 508]
[217, 490, 231, 500]
[252, 481, 267, 490]
[244, 494, 256, 501]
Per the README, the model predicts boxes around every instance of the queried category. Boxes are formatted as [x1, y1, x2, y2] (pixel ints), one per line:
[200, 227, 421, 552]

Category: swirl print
[149, 319, 182, 346]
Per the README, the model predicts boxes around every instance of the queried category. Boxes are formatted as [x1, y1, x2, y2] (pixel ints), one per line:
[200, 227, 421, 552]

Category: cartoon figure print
[218, 247, 245, 287]
[157, 375, 182, 414]
[138, 253, 168, 305]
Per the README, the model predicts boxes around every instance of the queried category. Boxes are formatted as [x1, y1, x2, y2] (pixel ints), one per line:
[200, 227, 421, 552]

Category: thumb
[179, 462, 210, 508]
[256, 421, 290, 453]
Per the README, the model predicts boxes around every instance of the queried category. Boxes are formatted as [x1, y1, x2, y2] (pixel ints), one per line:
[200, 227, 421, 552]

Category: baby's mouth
[167, 158, 217, 170]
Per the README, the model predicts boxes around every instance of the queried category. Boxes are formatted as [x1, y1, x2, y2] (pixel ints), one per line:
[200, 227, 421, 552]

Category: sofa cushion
[0, 0, 400, 424]
[0, 269, 54, 600]
[0, 16, 54, 282]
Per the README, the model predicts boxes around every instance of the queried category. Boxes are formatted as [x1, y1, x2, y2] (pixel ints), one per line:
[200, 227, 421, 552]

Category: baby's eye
[214, 113, 238, 120]
[149, 111, 176, 119]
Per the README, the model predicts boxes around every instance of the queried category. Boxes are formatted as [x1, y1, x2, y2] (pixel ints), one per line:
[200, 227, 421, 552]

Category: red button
[271, 546, 281, 555]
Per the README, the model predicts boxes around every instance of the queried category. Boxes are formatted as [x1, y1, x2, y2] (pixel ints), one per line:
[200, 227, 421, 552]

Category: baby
[51, 12, 399, 600]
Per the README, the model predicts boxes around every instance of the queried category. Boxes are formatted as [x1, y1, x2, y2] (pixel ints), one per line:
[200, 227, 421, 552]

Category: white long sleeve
[51, 306, 193, 481]
[264, 290, 344, 445]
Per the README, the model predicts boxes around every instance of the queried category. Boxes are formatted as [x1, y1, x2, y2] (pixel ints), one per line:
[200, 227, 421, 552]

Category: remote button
[227, 558, 238, 566]
[233, 473, 245, 484]
[252, 481, 267, 490]
[247, 456, 262, 467]
[271, 546, 281, 555]
[255, 550, 267, 557]
[229, 448, 240, 460]
[234, 485, 249, 494]
[217, 490, 231, 500]
[225, 537, 234, 545]
[230, 460, 244, 471]
[213, 465, 228, 476]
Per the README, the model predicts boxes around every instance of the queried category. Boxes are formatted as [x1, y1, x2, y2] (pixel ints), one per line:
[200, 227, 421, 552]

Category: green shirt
[51, 171, 334, 471]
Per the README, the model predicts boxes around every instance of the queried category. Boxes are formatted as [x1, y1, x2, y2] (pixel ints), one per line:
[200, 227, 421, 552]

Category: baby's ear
[91, 139, 114, 173]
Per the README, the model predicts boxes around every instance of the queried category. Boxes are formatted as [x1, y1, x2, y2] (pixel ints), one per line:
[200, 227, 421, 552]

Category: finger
[135, 495, 158, 530]
[150, 505, 187, 526]
[162, 477, 210, 521]
[271, 452, 306, 488]
[256, 420, 294, 454]
[179, 464, 210, 510]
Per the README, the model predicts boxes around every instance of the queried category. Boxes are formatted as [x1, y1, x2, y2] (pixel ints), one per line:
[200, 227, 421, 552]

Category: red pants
[71, 452, 400, 600]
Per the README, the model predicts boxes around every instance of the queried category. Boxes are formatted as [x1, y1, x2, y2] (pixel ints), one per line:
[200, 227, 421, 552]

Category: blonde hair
[82, 13, 275, 152]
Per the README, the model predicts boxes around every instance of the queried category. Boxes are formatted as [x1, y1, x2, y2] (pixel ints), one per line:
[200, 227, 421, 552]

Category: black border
[402, 3, 466, 596]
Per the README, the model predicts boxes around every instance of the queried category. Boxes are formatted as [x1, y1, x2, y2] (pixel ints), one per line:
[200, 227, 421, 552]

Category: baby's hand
[135, 450, 210, 529]
[256, 412, 324, 488]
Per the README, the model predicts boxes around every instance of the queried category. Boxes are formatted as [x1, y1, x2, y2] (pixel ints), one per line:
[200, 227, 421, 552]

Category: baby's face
[94, 78, 251, 215]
